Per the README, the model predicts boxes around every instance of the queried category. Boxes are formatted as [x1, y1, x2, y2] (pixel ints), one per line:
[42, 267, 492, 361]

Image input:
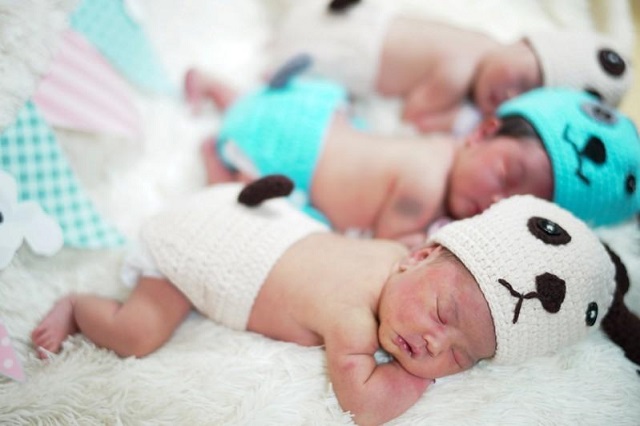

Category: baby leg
[201, 137, 255, 185]
[184, 68, 238, 113]
[31, 276, 192, 359]
[201, 137, 237, 184]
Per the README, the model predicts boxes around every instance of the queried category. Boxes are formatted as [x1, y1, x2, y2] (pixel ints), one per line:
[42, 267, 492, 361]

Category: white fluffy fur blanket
[1, 0, 639, 424]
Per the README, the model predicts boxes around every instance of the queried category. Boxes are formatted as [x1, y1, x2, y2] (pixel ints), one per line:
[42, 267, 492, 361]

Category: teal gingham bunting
[71, 0, 175, 95]
[0, 101, 126, 248]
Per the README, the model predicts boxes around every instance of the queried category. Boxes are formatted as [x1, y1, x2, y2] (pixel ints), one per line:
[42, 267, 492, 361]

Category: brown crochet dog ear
[238, 174, 294, 207]
[328, 0, 361, 13]
[268, 53, 313, 89]
[601, 244, 640, 367]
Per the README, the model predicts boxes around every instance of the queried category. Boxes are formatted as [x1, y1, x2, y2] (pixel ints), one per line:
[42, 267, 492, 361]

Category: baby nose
[424, 330, 451, 357]
[491, 194, 505, 204]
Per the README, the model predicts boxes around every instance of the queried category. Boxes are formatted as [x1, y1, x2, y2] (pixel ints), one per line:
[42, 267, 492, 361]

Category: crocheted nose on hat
[429, 195, 616, 364]
[525, 30, 633, 106]
[497, 87, 640, 227]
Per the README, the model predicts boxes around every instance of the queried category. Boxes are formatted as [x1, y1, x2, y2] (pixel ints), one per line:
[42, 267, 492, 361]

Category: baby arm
[371, 182, 435, 246]
[324, 314, 432, 425]
[401, 63, 472, 134]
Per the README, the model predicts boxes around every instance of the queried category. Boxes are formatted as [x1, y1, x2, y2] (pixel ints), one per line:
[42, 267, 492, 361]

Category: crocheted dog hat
[497, 87, 640, 227]
[429, 195, 617, 364]
[525, 30, 633, 106]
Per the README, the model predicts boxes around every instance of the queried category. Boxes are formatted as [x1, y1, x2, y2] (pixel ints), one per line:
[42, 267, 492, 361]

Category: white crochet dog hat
[525, 30, 633, 106]
[429, 195, 617, 364]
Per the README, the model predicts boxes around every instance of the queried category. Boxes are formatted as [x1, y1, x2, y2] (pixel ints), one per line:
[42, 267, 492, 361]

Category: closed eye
[504, 159, 524, 191]
[436, 299, 446, 325]
[451, 348, 463, 369]
[452, 348, 473, 370]
[438, 296, 459, 326]
[495, 159, 508, 189]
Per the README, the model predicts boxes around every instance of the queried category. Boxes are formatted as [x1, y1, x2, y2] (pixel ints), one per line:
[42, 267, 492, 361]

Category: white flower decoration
[0, 169, 63, 269]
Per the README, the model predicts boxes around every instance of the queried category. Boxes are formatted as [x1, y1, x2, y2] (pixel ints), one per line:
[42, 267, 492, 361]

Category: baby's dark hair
[433, 245, 459, 264]
[495, 115, 542, 142]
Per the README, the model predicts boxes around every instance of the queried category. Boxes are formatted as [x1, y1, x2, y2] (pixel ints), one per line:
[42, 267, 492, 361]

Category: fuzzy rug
[1, 0, 640, 424]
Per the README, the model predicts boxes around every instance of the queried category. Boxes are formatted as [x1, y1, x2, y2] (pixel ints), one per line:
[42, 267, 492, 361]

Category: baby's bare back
[378, 17, 498, 96]
[313, 118, 456, 240]
[247, 232, 407, 347]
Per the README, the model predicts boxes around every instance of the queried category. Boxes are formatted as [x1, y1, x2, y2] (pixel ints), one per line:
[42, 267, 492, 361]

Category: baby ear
[601, 244, 640, 367]
[466, 117, 502, 146]
[398, 244, 438, 272]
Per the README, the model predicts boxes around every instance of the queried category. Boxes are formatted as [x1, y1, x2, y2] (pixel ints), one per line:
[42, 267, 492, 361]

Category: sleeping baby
[185, 66, 640, 247]
[267, 0, 633, 135]
[32, 176, 638, 425]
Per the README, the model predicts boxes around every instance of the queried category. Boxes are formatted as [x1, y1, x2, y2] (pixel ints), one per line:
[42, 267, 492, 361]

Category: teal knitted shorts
[217, 79, 349, 224]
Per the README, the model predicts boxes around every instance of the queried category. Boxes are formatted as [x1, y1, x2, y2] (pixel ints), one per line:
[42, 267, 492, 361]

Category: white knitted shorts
[122, 183, 329, 331]
[269, 0, 395, 97]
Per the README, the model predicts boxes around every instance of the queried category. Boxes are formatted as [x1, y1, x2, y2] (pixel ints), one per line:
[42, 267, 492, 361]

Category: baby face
[378, 245, 496, 379]
[447, 132, 553, 219]
[473, 40, 542, 116]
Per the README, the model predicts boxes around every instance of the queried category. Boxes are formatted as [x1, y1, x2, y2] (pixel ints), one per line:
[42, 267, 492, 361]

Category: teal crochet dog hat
[497, 88, 640, 226]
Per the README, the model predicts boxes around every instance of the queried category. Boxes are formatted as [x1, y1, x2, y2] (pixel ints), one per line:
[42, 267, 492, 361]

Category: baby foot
[31, 296, 79, 359]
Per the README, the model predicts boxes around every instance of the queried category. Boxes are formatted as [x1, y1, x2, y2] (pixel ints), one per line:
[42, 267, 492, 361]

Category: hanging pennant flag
[32, 29, 142, 141]
[0, 102, 126, 249]
[0, 322, 24, 382]
[70, 0, 175, 95]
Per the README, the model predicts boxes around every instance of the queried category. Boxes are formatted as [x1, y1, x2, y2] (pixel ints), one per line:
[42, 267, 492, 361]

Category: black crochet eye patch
[598, 48, 626, 77]
[527, 217, 571, 245]
[559, 101, 617, 188]
[581, 102, 617, 125]
[494, 216, 572, 323]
